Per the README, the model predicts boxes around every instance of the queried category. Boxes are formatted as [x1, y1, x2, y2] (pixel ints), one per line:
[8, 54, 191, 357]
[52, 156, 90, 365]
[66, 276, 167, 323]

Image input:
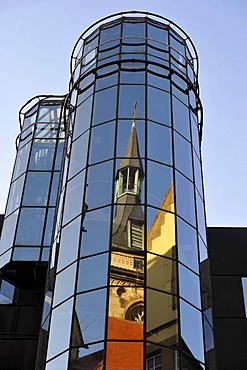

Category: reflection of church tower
[107, 106, 144, 370]
[112, 114, 144, 251]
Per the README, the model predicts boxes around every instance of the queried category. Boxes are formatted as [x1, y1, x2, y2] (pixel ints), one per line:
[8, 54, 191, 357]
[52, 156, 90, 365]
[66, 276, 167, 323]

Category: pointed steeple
[112, 102, 145, 250]
[117, 123, 144, 174]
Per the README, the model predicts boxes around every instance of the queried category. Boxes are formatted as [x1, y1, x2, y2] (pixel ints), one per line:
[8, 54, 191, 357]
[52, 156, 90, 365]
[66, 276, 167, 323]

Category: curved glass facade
[0, 96, 67, 266]
[38, 12, 213, 370]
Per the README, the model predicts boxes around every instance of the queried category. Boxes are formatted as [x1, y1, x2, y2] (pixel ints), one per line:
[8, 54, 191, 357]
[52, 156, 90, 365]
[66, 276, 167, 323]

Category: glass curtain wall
[44, 12, 213, 370]
[0, 96, 67, 266]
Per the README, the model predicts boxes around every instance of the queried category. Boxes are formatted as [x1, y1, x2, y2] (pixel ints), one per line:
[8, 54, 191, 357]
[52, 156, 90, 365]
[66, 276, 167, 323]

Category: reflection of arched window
[125, 301, 144, 323]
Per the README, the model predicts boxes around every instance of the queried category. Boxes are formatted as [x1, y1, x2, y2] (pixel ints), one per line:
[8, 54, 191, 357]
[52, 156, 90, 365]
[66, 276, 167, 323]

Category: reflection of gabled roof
[118, 123, 143, 174]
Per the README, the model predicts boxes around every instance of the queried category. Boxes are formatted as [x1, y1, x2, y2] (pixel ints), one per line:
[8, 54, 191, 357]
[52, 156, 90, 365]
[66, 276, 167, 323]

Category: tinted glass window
[29, 140, 56, 170]
[23, 172, 51, 206]
[148, 87, 170, 125]
[92, 86, 117, 124]
[119, 85, 145, 119]
[15, 208, 46, 245]
[148, 122, 172, 165]
[89, 121, 115, 165]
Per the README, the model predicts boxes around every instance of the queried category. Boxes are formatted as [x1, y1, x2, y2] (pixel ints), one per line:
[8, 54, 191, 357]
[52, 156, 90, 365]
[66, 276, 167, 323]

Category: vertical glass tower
[42, 11, 213, 370]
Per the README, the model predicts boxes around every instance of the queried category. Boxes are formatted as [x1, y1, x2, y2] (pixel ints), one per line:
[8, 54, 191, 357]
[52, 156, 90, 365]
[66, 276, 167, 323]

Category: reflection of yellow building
[146, 183, 178, 367]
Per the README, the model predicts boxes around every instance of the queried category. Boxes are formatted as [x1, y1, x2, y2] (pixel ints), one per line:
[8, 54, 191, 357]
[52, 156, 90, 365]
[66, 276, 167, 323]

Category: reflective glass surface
[89, 121, 115, 165]
[147, 253, 177, 294]
[148, 22, 168, 49]
[70, 342, 104, 368]
[15, 208, 46, 245]
[117, 120, 145, 158]
[23, 172, 51, 206]
[180, 299, 204, 363]
[47, 298, 73, 360]
[85, 161, 113, 210]
[148, 87, 170, 125]
[174, 132, 193, 180]
[74, 289, 106, 345]
[119, 85, 145, 118]
[5, 174, 25, 216]
[46, 351, 69, 370]
[29, 140, 56, 170]
[147, 207, 175, 259]
[13, 141, 31, 180]
[106, 341, 143, 370]
[175, 171, 196, 226]
[58, 216, 81, 271]
[73, 96, 93, 139]
[179, 264, 201, 308]
[172, 97, 190, 140]
[0, 211, 18, 253]
[53, 262, 77, 306]
[80, 207, 111, 257]
[43, 208, 55, 246]
[13, 247, 40, 261]
[68, 132, 89, 178]
[77, 253, 108, 292]
[176, 217, 199, 273]
[63, 171, 85, 225]
[92, 86, 117, 124]
[123, 21, 145, 43]
[148, 122, 172, 165]
[147, 289, 178, 348]
[147, 161, 173, 210]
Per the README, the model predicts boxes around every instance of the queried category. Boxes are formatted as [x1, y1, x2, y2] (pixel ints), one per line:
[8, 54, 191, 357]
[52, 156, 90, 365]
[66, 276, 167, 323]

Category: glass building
[0, 11, 215, 370]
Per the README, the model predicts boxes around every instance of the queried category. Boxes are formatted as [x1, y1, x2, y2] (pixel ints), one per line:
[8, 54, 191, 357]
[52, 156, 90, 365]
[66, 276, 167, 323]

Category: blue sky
[1, 0, 247, 226]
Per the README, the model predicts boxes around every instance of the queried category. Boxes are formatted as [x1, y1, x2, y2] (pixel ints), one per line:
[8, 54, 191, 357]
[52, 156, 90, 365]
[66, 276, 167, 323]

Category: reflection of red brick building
[106, 317, 143, 370]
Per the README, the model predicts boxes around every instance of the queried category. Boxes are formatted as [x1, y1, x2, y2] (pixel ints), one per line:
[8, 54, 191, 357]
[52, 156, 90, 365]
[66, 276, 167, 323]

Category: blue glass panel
[49, 172, 60, 206]
[77, 253, 108, 292]
[85, 161, 113, 210]
[80, 207, 111, 257]
[148, 122, 172, 165]
[174, 132, 193, 180]
[179, 264, 201, 308]
[77, 85, 94, 105]
[89, 121, 115, 165]
[23, 172, 51, 206]
[41, 248, 50, 261]
[43, 208, 55, 246]
[54, 140, 65, 170]
[177, 217, 199, 273]
[148, 87, 170, 125]
[73, 96, 93, 140]
[0, 279, 15, 304]
[95, 72, 118, 91]
[37, 105, 61, 122]
[196, 191, 206, 242]
[120, 71, 145, 84]
[92, 86, 117, 124]
[46, 351, 69, 370]
[148, 23, 168, 49]
[13, 247, 40, 261]
[63, 171, 85, 225]
[148, 72, 169, 91]
[68, 132, 89, 178]
[29, 140, 56, 170]
[172, 96, 190, 140]
[13, 141, 31, 180]
[53, 263, 77, 307]
[191, 117, 200, 156]
[0, 211, 18, 253]
[194, 151, 203, 197]
[170, 34, 185, 56]
[6, 174, 25, 216]
[75, 289, 106, 344]
[99, 23, 121, 50]
[47, 298, 73, 359]
[123, 21, 145, 43]
[15, 208, 46, 245]
[175, 171, 196, 226]
[180, 299, 204, 363]
[119, 85, 145, 119]
[58, 216, 80, 271]
[147, 161, 173, 210]
[242, 278, 247, 317]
